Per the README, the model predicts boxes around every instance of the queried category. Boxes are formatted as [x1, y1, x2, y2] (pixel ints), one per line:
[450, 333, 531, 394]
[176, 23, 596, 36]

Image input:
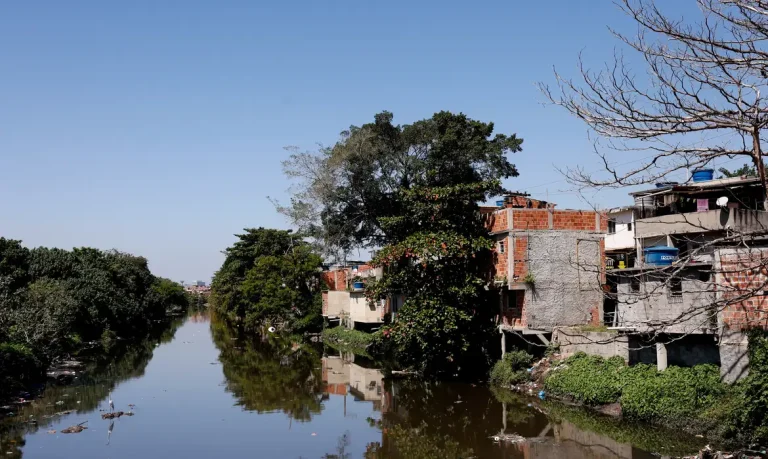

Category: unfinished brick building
[483, 195, 607, 345]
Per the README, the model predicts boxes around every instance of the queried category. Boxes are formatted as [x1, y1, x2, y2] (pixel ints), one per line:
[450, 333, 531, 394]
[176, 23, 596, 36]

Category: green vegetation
[620, 365, 727, 422]
[719, 163, 759, 178]
[322, 327, 373, 357]
[543, 348, 768, 447]
[210, 318, 324, 420]
[727, 331, 768, 447]
[575, 324, 614, 333]
[540, 401, 706, 457]
[364, 422, 474, 459]
[545, 354, 641, 405]
[280, 111, 522, 377]
[210, 228, 323, 333]
[0, 238, 188, 400]
[489, 350, 533, 386]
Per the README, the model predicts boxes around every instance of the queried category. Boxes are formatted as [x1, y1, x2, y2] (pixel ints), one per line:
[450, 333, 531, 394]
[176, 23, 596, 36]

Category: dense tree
[0, 237, 188, 398]
[210, 228, 323, 332]
[281, 111, 523, 376]
[720, 163, 759, 178]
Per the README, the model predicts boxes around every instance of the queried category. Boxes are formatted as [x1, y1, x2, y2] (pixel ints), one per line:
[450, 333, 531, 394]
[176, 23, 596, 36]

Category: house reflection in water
[321, 353, 388, 413]
[320, 353, 697, 459]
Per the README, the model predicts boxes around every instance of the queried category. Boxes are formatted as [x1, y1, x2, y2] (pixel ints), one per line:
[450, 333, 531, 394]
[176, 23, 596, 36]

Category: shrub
[322, 327, 374, 356]
[621, 364, 727, 422]
[728, 331, 768, 446]
[489, 349, 533, 386]
[544, 353, 630, 405]
[0, 343, 42, 397]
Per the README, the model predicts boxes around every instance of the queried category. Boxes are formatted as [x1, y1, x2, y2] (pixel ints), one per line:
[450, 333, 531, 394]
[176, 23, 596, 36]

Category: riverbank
[0, 238, 191, 406]
[489, 345, 768, 456]
[0, 313, 192, 422]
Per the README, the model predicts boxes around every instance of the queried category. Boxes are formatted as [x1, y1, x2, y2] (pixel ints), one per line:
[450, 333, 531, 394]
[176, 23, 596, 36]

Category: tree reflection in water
[0, 311, 193, 455]
[210, 318, 324, 421]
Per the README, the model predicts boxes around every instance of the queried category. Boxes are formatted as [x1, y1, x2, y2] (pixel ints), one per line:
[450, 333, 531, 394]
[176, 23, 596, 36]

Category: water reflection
[2, 312, 705, 459]
[211, 319, 324, 421]
[0, 312, 191, 457]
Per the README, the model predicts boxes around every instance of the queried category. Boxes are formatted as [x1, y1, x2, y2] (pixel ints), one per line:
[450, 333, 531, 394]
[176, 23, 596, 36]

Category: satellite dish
[267, 326, 276, 333]
[716, 196, 729, 208]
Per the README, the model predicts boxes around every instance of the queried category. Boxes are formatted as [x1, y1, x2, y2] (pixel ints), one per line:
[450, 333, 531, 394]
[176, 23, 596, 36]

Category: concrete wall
[349, 292, 383, 324]
[635, 208, 768, 238]
[326, 290, 350, 318]
[553, 328, 629, 361]
[520, 231, 604, 330]
[613, 267, 716, 334]
[713, 247, 768, 382]
[605, 209, 635, 251]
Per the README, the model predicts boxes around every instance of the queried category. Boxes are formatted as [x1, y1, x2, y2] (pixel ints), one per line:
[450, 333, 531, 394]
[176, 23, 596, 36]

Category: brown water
[0, 312, 705, 458]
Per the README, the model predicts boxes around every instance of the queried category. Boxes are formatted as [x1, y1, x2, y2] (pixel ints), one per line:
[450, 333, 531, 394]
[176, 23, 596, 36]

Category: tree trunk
[752, 128, 768, 211]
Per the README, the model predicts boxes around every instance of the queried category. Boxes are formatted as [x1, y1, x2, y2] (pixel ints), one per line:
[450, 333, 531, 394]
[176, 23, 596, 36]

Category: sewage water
[0, 312, 705, 458]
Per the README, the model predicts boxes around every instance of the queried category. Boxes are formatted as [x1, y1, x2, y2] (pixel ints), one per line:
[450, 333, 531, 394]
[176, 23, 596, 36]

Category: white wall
[350, 292, 384, 323]
[326, 291, 350, 317]
[605, 209, 635, 251]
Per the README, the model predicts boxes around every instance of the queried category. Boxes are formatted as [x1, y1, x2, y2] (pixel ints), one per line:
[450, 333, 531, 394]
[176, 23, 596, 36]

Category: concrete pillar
[501, 330, 506, 357]
[719, 327, 750, 383]
[656, 342, 668, 371]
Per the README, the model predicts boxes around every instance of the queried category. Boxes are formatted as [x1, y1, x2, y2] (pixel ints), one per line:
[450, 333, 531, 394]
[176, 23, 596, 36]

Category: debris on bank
[683, 444, 768, 459]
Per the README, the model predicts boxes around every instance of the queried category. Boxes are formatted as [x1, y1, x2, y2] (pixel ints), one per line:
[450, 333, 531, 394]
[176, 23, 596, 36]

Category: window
[699, 271, 711, 282]
[608, 220, 616, 234]
[498, 240, 505, 254]
[669, 277, 683, 303]
[630, 277, 640, 293]
[627, 222, 632, 231]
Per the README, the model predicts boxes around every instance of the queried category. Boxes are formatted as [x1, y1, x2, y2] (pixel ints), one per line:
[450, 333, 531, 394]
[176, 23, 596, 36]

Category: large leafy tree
[282, 111, 523, 376]
[210, 228, 323, 332]
[0, 237, 187, 397]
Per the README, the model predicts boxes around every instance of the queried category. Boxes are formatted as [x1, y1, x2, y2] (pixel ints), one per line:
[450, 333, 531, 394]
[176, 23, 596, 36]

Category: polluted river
[0, 311, 706, 458]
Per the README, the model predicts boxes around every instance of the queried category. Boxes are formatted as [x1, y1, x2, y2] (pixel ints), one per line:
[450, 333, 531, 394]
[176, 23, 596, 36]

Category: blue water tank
[643, 246, 679, 266]
[496, 200, 505, 207]
[692, 168, 714, 182]
[353, 281, 365, 290]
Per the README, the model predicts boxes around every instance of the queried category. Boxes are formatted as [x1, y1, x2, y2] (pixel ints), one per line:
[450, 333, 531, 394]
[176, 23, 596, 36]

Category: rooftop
[630, 176, 761, 197]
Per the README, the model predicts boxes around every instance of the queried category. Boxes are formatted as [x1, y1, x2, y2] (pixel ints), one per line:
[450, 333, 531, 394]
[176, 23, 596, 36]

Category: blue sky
[0, 1, 704, 281]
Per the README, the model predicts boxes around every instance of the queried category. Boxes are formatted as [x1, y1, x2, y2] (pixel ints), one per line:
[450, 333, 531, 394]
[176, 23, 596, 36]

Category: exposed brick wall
[552, 210, 597, 231]
[493, 236, 509, 279]
[717, 249, 768, 330]
[512, 209, 549, 230]
[321, 269, 348, 291]
[502, 290, 526, 328]
[322, 291, 329, 315]
[513, 236, 528, 279]
[321, 272, 336, 290]
[589, 306, 600, 325]
[599, 211, 609, 232]
[486, 209, 508, 233]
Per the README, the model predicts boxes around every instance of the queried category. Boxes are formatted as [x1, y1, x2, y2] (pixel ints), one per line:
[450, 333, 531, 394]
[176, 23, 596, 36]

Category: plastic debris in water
[538, 390, 546, 400]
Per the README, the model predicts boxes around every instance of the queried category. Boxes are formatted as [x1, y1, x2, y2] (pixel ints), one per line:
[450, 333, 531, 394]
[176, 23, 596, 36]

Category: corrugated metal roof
[630, 176, 761, 196]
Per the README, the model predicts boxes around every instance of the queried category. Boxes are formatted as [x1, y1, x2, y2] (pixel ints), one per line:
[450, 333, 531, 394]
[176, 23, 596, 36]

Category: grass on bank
[542, 339, 768, 449]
